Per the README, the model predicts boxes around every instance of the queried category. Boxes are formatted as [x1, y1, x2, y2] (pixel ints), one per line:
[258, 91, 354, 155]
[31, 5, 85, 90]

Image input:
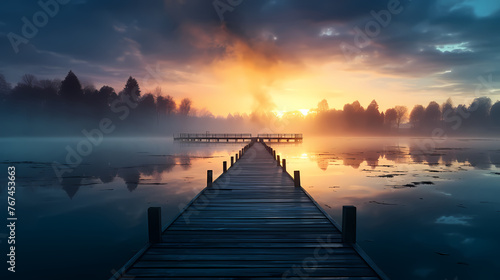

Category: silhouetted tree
[21, 74, 38, 87]
[317, 99, 329, 113]
[423, 101, 441, 127]
[442, 98, 453, 118]
[38, 79, 60, 93]
[343, 100, 365, 129]
[0, 74, 11, 97]
[491, 101, 500, 127]
[410, 105, 425, 129]
[86, 85, 116, 114]
[164, 95, 176, 115]
[83, 84, 97, 96]
[59, 70, 83, 101]
[179, 98, 192, 116]
[98, 86, 117, 101]
[137, 93, 156, 119]
[385, 108, 397, 128]
[394, 105, 408, 129]
[122, 76, 141, 97]
[467, 97, 491, 127]
[365, 100, 383, 129]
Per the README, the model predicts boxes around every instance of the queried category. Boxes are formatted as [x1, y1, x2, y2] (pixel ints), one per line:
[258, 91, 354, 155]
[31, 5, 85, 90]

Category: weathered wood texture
[112, 142, 387, 280]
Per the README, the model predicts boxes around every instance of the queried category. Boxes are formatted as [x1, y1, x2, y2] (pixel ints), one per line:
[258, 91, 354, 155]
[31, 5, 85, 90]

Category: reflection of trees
[312, 144, 497, 171]
[57, 154, 189, 198]
[118, 168, 141, 192]
[317, 159, 328, 171]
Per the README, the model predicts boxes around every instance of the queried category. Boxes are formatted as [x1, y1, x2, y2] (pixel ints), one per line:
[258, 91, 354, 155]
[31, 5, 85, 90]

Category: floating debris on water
[392, 184, 416, 189]
[412, 181, 435, 185]
[425, 169, 444, 173]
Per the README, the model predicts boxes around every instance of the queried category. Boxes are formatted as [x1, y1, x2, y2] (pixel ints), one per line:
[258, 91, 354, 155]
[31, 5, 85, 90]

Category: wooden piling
[282, 159, 286, 172]
[294, 170, 300, 188]
[277, 155, 281, 166]
[223, 161, 227, 173]
[148, 207, 162, 244]
[342, 205, 357, 244]
[231, 156, 234, 167]
[207, 170, 213, 187]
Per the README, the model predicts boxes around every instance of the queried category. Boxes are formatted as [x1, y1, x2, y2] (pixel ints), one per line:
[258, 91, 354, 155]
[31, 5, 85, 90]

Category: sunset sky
[1, 0, 500, 116]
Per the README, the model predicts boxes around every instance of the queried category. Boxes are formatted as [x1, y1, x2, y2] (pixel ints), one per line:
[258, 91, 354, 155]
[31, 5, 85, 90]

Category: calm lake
[1, 136, 499, 280]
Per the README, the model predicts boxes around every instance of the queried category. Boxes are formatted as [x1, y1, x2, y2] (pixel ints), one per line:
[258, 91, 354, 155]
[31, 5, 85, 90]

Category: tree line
[0, 71, 195, 135]
[284, 97, 500, 135]
[1, 70, 499, 136]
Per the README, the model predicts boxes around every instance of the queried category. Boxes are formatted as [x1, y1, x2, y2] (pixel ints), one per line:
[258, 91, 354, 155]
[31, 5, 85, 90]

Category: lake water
[1, 136, 499, 280]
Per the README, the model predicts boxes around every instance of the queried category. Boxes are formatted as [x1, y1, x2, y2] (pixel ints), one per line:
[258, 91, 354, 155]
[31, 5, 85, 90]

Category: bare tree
[164, 95, 176, 115]
[385, 108, 397, 128]
[179, 98, 192, 116]
[21, 74, 38, 87]
[317, 99, 329, 112]
[394, 105, 408, 128]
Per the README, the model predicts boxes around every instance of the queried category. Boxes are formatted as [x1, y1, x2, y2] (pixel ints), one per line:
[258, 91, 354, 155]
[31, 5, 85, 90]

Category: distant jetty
[174, 133, 303, 143]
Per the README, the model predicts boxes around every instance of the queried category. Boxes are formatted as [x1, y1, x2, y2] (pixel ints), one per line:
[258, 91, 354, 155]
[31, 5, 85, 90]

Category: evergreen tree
[59, 70, 83, 101]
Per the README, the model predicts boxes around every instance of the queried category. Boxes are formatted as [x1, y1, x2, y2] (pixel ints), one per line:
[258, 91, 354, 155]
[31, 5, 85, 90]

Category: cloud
[0, 0, 499, 114]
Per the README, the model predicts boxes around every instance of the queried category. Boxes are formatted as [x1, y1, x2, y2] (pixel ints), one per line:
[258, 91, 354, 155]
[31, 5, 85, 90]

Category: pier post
[239, 150, 242, 158]
[231, 156, 234, 167]
[294, 171, 300, 187]
[342, 206, 357, 244]
[148, 207, 162, 244]
[236, 153, 238, 161]
[223, 161, 227, 173]
[273, 150, 276, 160]
[207, 170, 213, 187]
[282, 159, 286, 172]
[277, 155, 281, 166]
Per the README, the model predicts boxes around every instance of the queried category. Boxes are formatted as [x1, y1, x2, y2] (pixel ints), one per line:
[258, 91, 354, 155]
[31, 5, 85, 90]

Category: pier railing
[176, 133, 252, 138]
[257, 133, 303, 139]
[173, 133, 303, 142]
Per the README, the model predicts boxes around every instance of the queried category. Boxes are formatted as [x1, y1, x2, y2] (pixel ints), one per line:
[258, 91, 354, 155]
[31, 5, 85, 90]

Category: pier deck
[111, 141, 387, 279]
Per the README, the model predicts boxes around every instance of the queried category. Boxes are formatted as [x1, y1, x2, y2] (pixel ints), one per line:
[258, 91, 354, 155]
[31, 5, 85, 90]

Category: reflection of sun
[300, 153, 308, 159]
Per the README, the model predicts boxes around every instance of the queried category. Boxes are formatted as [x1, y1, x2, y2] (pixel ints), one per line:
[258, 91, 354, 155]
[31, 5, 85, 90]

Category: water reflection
[1, 137, 499, 280]
[270, 137, 500, 280]
[0, 138, 237, 199]
[302, 141, 500, 171]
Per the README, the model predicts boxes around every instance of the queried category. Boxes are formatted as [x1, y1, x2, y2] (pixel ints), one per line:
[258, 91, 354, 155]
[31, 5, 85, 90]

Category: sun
[299, 109, 310, 116]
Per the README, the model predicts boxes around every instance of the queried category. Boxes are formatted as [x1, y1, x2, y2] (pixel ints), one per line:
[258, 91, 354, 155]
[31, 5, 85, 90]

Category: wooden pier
[111, 141, 388, 280]
[174, 133, 303, 143]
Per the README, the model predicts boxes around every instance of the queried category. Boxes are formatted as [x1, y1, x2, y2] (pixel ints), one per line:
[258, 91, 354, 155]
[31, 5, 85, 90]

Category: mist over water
[1, 136, 499, 280]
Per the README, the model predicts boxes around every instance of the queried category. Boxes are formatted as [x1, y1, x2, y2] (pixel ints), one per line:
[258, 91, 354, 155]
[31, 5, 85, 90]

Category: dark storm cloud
[0, 0, 499, 98]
